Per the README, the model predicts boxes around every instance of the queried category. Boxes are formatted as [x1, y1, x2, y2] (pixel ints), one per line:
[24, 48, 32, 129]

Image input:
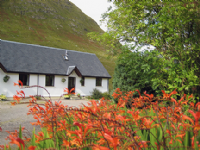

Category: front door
[68, 77, 75, 93]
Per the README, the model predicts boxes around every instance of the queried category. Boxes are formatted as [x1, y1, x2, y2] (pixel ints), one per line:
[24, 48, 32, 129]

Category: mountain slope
[0, 0, 115, 89]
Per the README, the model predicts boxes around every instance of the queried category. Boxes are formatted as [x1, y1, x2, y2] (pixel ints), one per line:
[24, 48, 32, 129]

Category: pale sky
[69, 0, 113, 31]
[69, 0, 155, 51]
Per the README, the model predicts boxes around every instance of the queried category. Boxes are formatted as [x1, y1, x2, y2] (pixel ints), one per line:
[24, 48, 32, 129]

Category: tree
[89, 0, 200, 100]
[113, 49, 163, 96]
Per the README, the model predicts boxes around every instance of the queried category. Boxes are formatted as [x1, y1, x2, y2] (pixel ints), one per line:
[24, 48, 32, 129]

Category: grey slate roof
[0, 40, 111, 78]
[66, 66, 76, 75]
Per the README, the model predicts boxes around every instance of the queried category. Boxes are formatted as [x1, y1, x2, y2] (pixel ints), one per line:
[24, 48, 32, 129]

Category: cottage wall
[68, 71, 109, 96]
[0, 69, 109, 99]
[0, 69, 20, 98]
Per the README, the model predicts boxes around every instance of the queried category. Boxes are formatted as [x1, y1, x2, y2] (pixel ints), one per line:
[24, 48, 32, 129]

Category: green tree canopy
[113, 49, 163, 96]
[89, 0, 200, 100]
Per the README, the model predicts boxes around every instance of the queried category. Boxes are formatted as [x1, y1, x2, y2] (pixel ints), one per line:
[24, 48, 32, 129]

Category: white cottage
[0, 40, 111, 99]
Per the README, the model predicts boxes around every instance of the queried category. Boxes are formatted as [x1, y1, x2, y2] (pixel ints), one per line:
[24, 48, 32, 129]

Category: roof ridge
[1, 39, 96, 55]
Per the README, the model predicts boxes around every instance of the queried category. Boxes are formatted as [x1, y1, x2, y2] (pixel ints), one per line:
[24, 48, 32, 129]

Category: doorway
[68, 77, 75, 93]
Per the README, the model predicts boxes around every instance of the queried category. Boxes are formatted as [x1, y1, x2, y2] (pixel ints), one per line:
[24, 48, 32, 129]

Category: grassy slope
[0, 0, 115, 90]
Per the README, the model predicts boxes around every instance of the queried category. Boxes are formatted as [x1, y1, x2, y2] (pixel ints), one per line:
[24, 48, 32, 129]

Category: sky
[69, 0, 113, 31]
[68, 0, 155, 51]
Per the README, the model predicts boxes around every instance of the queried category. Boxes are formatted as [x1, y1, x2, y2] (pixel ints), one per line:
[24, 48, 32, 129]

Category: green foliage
[64, 94, 70, 99]
[113, 47, 199, 100]
[90, 88, 103, 99]
[152, 54, 199, 100]
[31, 128, 36, 147]
[3, 75, 10, 82]
[102, 1, 200, 54]
[102, 92, 111, 100]
[113, 49, 162, 96]
[34, 95, 41, 100]
[90, 0, 200, 99]
[61, 78, 66, 83]
[0, 94, 7, 100]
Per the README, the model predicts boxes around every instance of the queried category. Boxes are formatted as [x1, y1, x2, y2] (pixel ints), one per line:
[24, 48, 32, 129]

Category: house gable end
[67, 66, 82, 77]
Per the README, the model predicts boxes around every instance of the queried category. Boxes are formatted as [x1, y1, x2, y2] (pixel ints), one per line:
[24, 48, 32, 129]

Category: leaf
[31, 128, 36, 146]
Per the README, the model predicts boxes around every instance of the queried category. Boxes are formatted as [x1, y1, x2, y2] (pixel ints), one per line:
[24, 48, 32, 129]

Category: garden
[1, 1, 200, 149]
[0, 81, 199, 150]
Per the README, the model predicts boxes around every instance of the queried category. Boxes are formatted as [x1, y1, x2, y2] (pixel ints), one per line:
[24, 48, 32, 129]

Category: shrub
[113, 50, 162, 96]
[86, 95, 91, 99]
[0, 94, 7, 100]
[102, 92, 111, 100]
[34, 95, 41, 100]
[64, 94, 70, 99]
[90, 88, 103, 99]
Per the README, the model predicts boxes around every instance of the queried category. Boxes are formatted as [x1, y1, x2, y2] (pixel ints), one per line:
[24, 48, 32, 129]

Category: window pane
[96, 77, 102, 86]
[46, 75, 54, 86]
[81, 77, 85, 86]
[19, 74, 29, 86]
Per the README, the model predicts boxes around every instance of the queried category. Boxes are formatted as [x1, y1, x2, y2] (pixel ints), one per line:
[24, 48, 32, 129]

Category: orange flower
[8, 136, 25, 150]
[92, 144, 110, 150]
[35, 131, 44, 143]
[141, 118, 159, 129]
[144, 91, 154, 99]
[14, 80, 23, 88]
[103, 133, 119, 150]
[188, 110, 200, 125]
[14, 82, 19, 86]
[162, 90, 177, 99]
[176, 133, 185, 139]
[64, 87, 75, 95]
[28, 146, 37, 150]
[195, 102, 200, 111]
[13, 95, 21, 103]
[62, 140, 70, 147]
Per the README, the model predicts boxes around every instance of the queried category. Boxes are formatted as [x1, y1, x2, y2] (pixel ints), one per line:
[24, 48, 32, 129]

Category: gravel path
[0, 99, 89, 147]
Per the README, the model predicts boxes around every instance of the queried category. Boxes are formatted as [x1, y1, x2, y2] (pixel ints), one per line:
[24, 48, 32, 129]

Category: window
[19, 74, 29, 86]
[80, 77, 85, 86]
[45, 75, 54, 86]
[96, 77, 102, 86]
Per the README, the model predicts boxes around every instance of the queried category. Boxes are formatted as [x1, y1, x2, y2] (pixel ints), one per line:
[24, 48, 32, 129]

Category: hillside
[0, 0, 115, 89]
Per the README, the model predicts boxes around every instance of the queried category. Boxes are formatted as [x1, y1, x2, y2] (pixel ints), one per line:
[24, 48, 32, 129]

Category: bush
[64, 94, 70, 99]
[0, 94, 7, 100]
[34, 95, 41, 100]
[102, 92, 111, 100]
[90, 88, 103, 99]
[113, 50, 162, 96]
